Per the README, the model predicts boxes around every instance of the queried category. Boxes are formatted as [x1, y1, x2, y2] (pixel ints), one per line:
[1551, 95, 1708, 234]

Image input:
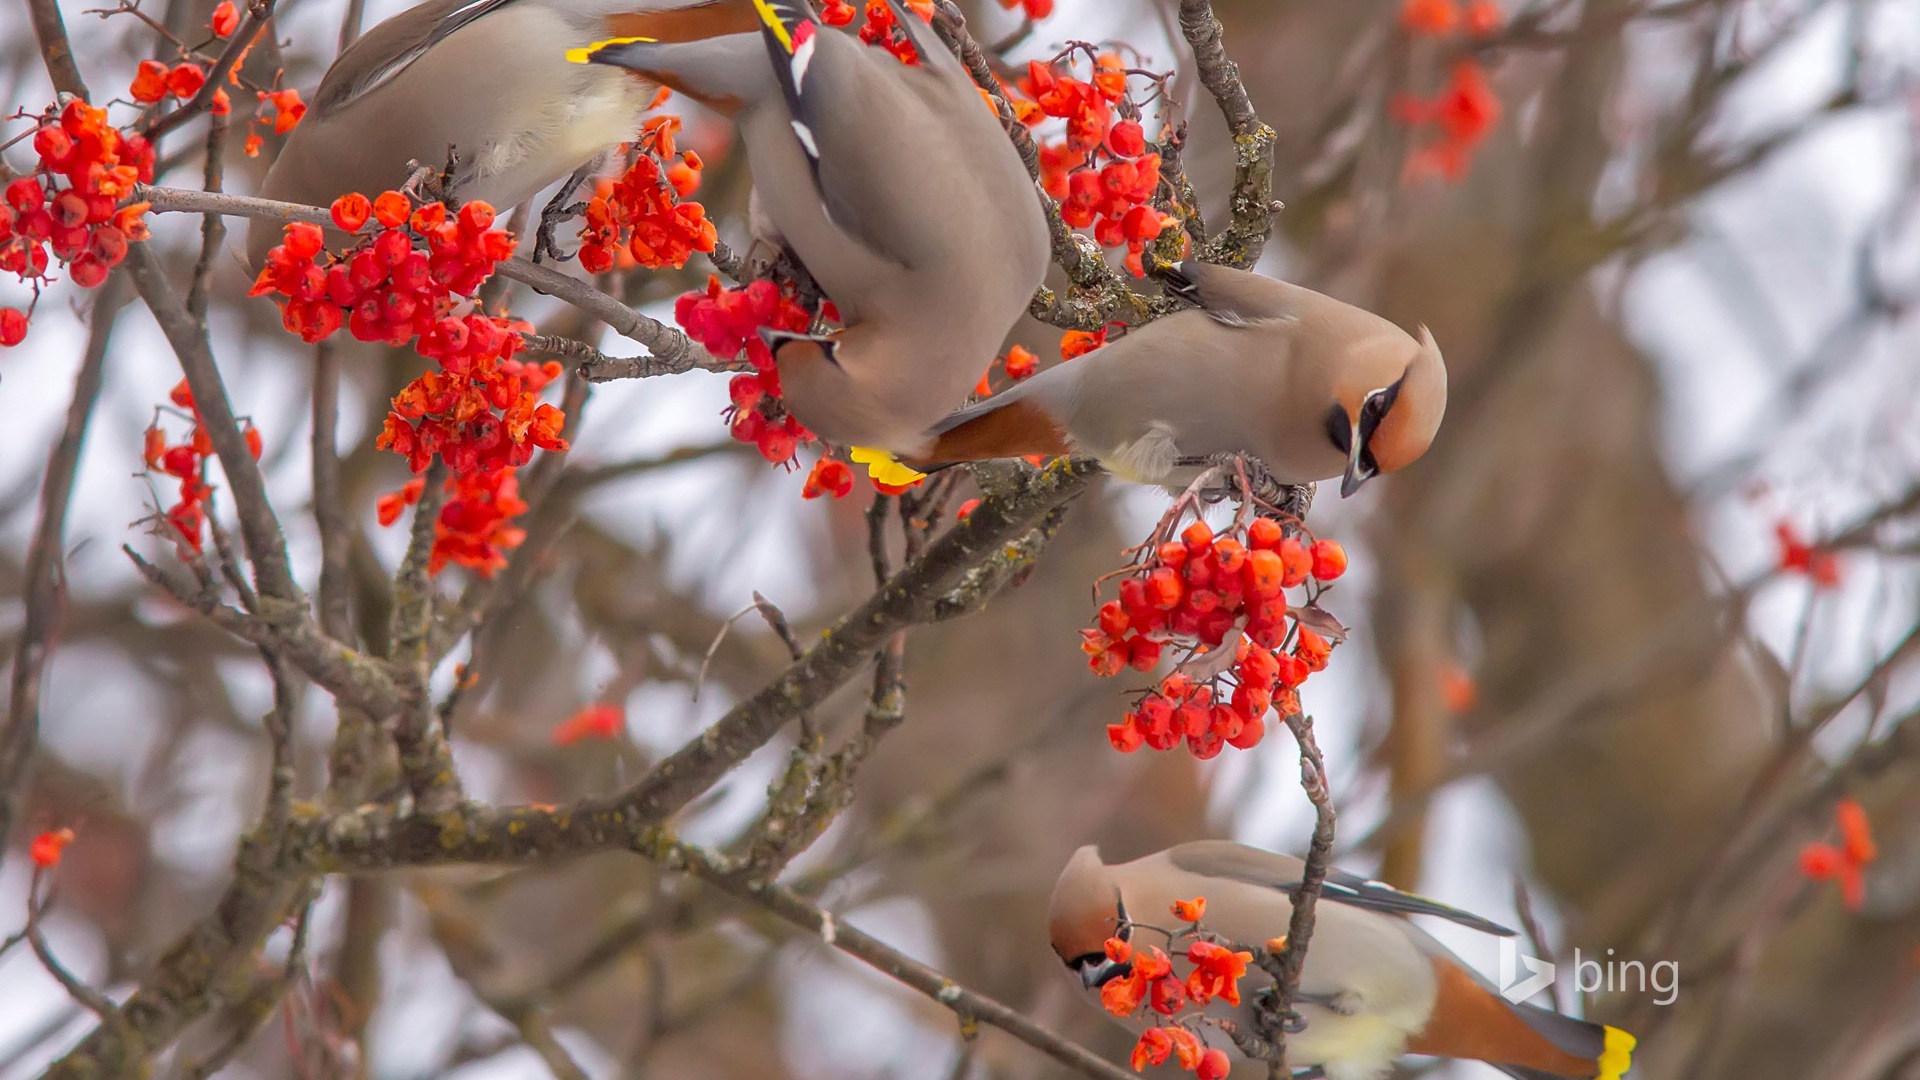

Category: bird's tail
[847, 392, 1071, 484]
[1503, 1001, 1636, 1080]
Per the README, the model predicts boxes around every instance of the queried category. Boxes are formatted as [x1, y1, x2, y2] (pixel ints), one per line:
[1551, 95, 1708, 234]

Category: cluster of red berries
[1800, 798, 1877, 911]
[377, 317, 568, 475]
[1019, 56, 1174, 276]
[578, 111, 716, 273]
[1392, 1, 1504, 183]
[0, 99, 155, 344]
[1775, 520, 1842, 589]
[252, 190, 569, 577]
[801, 458, 856, 499]
[141, 379, 263, 554]
[819, 0, 937, 65]
[1083, 517, 1349, 759]
[126, 2, 308, 157]
[251, 192, 514, 343]
[1101, 897, 1251, 1079]
[993, 0, 1054, 18]
[971, 343, 1040, 398]
[676, 276, 820, 465]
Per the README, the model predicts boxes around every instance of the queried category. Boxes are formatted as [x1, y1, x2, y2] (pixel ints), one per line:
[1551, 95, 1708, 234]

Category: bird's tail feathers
[1506, 1001, 1635, 1080]
[907, 393, 1070, 467]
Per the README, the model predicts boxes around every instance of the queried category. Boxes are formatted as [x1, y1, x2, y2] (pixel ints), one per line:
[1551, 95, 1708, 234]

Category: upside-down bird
[900, 261, 1447, 497]
[249, 0, 765, 264]
[1050, 842, 1634, 1080]
[575, 0, 1049, 452]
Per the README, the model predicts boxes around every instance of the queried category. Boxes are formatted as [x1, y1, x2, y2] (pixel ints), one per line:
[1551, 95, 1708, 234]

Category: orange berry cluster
[0, 99, 155, 344]
[578, 113, 716, 273]
[127, 4, 308, 156]
[141, 379, 264, 554]
[1391, 1, 1504, 183]
[1775, 520, 1842, 588]
[1083, 517, 1349, 759]
[677, 277, 820, 465]
[1020, 57, 1174, 276]
[801, 458, 855, 499]
[1102, 898, 1249, 1079]
[819, 0, 937, 65]
[252, 191, 567, 578]
[994, 0, 1053, 18]
[552, 703, 624, 745]
[251, 192, 514, 343]
[1800, 798, 1878, 910]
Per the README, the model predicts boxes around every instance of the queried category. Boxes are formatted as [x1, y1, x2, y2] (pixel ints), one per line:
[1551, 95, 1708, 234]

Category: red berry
[331, 192, 373, 232]
[1310, 539, 1349, 581]
[0, 307, 27, 346]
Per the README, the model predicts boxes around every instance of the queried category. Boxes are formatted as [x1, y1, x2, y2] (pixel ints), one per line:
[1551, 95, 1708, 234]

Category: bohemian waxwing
[899, 261, 1447, 496]
[574, 0, 1050, 453]
[248, 0, 765, 265]
[1049, 842, 1635, 1080]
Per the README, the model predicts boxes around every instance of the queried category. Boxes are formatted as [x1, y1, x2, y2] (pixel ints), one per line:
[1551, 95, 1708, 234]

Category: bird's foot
[399, 161, 454, 206]
[532, 162, 597, 264]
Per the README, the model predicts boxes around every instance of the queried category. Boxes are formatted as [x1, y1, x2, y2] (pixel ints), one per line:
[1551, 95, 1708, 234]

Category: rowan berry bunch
[1102, 896, 1258, 1079]
[252, 191, 571, 577]
[1799, 798, 1878, 910]
[1392, 0, 1504, 183]
[577, 111, 716, 273]
[819, 0, 938, 64]
[1016, 50, 1176, 276]
[140, 379, 264, 555]
[251, 192, 514, 343]
[800, 457, 856, 500]
[123, 1, 307, 157]
[675, 276, 820, 466]
[1085, 515, 1350, 759]
[0, 98, 155, 345]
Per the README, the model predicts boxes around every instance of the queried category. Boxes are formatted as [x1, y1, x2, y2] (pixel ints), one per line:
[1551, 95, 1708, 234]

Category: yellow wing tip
[565, 36, 657, 64]
[1595, 1026, 1636, 1080]
[850, 447, 926, 486]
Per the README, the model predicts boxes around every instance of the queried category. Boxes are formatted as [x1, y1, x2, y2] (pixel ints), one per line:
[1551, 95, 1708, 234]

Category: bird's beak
[1077, 957, 1129, 990]
[1340, 416, 1375, 497]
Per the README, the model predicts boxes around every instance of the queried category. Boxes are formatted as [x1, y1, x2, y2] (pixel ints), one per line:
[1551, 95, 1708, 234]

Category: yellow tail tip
[1595, 1025, 1635, 1080]
[850, 446, 926, 486]
[565, 36, 656, 64]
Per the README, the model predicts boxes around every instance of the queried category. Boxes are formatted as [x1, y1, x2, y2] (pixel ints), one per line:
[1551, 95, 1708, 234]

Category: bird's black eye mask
[1326, 378, 1403, 472]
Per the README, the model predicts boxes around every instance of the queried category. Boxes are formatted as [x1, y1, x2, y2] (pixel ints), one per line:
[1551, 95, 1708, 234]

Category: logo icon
[1498, 937, 1556, 1003]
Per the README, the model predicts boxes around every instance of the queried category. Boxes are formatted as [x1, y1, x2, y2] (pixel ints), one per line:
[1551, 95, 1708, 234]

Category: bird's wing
[1167, 840, 1516, 936]
[1160, 260, 1302, 329]
[309, 0, 478, 118]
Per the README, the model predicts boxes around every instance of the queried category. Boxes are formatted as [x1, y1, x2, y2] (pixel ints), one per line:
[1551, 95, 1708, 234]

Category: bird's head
[1325, 325, 1447, 497]
[1048, 845, 1134, 989]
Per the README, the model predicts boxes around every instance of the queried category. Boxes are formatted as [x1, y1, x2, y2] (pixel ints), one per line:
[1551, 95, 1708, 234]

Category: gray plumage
[583, 4, 1049, 451]
[1048, 842, 1628, 1080]
[250, 0, 760, 264]
[914, 262, 1447, 496]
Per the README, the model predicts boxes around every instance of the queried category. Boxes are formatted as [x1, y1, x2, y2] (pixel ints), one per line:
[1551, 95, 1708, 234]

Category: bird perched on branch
[574, 0, 1049, 453]
[890, 261, 1447, 497]
[1050, 842, 1634, 1080]
[248, 0, 764, 265]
